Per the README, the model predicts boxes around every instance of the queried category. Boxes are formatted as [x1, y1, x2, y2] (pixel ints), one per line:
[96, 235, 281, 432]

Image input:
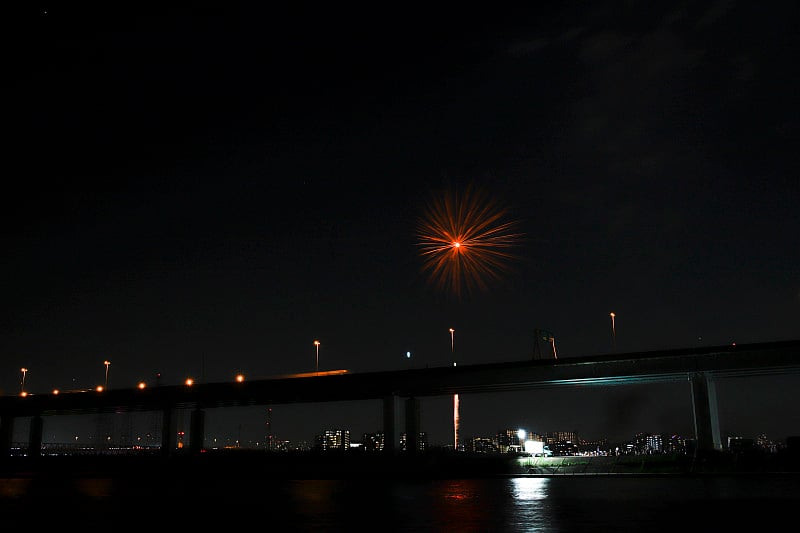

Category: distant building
[400, 432, 427, 452]
[727, 436, 755, 453]
[646, 434, 663, 453]
[496, 429, 523, 453]
[534, 431, 579, 456]
[315, 429, 350, 451]
[545, 431, 578, 446]
[361, 432, 385, 452]
[630, 432, 683, 455]
[756, 433, 779, 453]
[469, 437, 497, 453]
[269, 439, 292, 452]
[578, 438, 610, 455]
[549, 440, 580, 456]
[663, 434, 688, 455]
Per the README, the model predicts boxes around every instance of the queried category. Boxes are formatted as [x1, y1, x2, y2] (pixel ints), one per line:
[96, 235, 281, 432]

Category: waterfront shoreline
[2, 449, 799, 480]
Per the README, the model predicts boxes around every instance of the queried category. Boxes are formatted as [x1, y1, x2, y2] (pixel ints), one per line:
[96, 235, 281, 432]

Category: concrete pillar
[96, 413, 114, 451]
[383, 395, 399, 454]
[161, 407, 178, 457]
[689, 372, 722, 453]
[0, 414, 13, 457]
[189, 408, 205, 454]
[405, 397, 420, 454]
[28, 415, 43, 457]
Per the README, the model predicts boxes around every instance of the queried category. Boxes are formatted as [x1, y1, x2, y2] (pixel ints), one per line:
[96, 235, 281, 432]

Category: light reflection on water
[2, 475, 799, 530]
[507, 478, 552, 531]
[511, 476, 549, 500]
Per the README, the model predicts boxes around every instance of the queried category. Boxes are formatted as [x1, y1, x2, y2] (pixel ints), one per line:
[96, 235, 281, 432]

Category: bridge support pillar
[96, 413, 114, 452]
[161, 407, 178, 457]
[405, 397, 420, 453]
[689, 372, 722, 453]
[0, 414, 14, 457]
[189, 408, 205, 454]
[383, 395, 399, 454]
[28, 415, 43, 457]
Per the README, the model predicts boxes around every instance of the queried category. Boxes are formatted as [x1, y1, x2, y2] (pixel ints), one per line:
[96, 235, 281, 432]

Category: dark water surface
[3, 473, 799, 531]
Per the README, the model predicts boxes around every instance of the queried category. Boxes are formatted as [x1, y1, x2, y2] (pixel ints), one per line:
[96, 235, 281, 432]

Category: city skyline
[12, 403, 792, 454]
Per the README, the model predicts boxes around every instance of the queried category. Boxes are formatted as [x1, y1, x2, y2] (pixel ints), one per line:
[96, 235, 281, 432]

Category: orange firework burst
[416, 184, 524, 298]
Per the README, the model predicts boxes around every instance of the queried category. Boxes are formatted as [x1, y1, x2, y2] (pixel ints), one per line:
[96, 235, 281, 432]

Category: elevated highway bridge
[2, 339, 799, 456]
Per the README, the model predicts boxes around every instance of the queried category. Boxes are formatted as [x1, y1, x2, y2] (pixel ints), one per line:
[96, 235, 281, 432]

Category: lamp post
[20, 367, 28, 394]
[549, 335, 558, 359]
[314, 340, 320, 373]
[609, 312, 617, 352]
[104, 360, 111, 390]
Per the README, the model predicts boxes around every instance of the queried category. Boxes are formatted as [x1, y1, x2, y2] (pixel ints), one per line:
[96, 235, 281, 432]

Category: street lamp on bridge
[20, 367, 28, 394]
[314, 340, 320, 373]
[104, 360, 111, 390]
[610, 312, 617, 352]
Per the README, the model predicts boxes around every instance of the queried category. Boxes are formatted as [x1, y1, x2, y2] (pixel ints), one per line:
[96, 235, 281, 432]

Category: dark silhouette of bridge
[1, 339, 799, 458]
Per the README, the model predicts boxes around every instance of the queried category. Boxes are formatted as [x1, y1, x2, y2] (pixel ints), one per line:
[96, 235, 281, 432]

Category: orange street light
[314, 340, 321, 373]
[609, 312, 617, 352]
[103, 360, 111, 389]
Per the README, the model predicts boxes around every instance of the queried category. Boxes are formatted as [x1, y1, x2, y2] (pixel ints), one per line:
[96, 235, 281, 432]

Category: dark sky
[4, 4, 799, 447]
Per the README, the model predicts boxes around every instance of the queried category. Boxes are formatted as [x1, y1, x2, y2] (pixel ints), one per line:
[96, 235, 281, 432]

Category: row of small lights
[15, 339, 326, 397]
[20, 332, 581, 398]
[17, 363, 246, 397]
[16, 329, 493, 398]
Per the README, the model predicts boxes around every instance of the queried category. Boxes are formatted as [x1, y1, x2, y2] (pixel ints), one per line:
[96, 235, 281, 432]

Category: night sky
[4, 4, 799, 447]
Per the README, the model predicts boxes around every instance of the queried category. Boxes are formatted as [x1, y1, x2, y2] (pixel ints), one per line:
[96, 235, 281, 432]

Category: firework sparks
[453, 393, 460, 451]
[416, 184, 524, 297]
